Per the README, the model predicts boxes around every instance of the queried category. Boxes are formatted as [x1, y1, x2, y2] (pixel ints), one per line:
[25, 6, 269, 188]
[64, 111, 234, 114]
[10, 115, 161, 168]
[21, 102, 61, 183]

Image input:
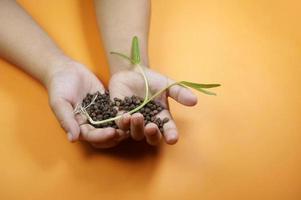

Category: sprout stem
[83, 63, 151, 125]
[74, 36, 220, 126]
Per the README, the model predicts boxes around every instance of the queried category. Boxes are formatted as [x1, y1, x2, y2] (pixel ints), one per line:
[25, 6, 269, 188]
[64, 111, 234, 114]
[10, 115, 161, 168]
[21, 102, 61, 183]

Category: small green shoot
[79, 36, 220, 125]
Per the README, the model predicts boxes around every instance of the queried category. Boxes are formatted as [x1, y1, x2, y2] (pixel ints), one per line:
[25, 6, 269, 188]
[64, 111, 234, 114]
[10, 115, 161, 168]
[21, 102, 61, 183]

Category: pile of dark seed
[82, 91, 118, 129]
[113, 95, 169, 132]
[81, 91, 169, 132]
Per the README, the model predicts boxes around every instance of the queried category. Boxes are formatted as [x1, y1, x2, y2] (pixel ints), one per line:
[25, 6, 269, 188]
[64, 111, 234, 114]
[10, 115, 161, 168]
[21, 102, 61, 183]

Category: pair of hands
[47, 61, 197, 148]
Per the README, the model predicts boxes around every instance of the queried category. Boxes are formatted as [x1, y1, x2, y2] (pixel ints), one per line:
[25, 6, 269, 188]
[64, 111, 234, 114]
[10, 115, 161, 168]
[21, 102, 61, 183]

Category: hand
[109, 67, 197, 145]
[46, 60, 128, 148]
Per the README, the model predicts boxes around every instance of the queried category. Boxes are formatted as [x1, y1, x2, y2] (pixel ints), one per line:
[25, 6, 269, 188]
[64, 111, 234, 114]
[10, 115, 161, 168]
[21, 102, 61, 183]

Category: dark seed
[83, 93, 172, 130]
[163, 117, 169, 123]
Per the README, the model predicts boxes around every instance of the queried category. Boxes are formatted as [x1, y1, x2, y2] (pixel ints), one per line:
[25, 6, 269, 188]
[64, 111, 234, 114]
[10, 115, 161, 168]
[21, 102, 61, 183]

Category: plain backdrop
[0, 0, 300, 199]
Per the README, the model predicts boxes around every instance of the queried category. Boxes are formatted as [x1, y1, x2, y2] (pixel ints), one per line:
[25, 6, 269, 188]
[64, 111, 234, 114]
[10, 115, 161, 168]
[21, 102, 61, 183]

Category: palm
[49, 63, 103, 109]
[110, 69, 167, 101]
[48, 62, 126, 148]
[109, 68, 197, 145]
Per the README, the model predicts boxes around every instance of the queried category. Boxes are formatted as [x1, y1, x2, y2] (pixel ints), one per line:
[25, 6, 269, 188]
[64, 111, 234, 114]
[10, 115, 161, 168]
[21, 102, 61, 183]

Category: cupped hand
[46, 60, 128, 148]
[109, 67, 198, 145]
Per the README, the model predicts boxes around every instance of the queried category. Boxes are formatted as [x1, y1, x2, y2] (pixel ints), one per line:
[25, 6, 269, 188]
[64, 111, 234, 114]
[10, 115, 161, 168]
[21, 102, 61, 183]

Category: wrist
[43, 54, 78, 88]
[108, 53, 149, 75]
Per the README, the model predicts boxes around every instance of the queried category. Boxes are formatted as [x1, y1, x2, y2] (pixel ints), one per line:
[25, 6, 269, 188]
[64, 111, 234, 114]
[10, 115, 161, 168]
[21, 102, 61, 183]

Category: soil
[81, 91, 169, 132]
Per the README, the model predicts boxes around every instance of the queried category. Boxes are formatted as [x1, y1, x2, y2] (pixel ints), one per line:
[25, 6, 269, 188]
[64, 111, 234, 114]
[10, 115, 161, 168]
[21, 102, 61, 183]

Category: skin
[95, 0, 198, 146]
[109, 68, 197, 145]
[0, 0, 126, 148]
[0, 0, 197, 148]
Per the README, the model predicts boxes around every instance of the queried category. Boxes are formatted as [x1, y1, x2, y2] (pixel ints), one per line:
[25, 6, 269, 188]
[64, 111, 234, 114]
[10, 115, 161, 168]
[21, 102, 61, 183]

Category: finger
[75, 113, 87, 125]
[156, 109, 179, 145]
[115, 112, 131, 131]
[144, 123, 162, 146]
[144, 70, 197, 106]
[50, 98, 80, 142]
[79, 124, 116, 143]
[116, 129, 130, 142]
[130, 113, 145, 141]
[168, 82, 198, 106]
[91, 129, 130, 149]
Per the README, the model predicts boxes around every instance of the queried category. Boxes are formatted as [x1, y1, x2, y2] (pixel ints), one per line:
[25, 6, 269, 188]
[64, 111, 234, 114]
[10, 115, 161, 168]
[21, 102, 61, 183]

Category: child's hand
[47, 61, 129, 148]
[109, 67, 197, 145]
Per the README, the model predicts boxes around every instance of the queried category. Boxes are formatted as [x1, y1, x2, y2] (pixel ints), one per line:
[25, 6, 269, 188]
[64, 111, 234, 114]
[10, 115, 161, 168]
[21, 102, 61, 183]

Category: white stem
[77, 64, 150, 125]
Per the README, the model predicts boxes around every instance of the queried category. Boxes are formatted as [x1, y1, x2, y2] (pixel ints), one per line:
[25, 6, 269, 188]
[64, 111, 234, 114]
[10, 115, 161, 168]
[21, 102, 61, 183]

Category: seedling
[75, 36, 220, 126]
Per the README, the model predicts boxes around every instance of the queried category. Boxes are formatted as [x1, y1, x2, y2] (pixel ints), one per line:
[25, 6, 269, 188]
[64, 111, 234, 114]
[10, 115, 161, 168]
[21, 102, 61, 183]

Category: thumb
[145, 69, 198, 106]
[50, 98, 80, 142]
[167, 78, 198, 106]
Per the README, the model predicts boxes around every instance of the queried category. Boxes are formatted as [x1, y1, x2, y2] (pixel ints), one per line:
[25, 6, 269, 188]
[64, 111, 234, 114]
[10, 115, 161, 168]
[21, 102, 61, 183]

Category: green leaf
[131, 36, 141, 64]
[110, 37, 142, 65]
[180, 81, 220, 95]
[181, 81, 221, 88]
[110, 52, 134, 63]
[193, 87, 217, 95]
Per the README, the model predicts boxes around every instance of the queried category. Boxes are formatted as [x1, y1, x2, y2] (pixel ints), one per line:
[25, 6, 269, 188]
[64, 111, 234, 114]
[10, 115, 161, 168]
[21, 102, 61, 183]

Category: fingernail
[67, 132, 73, 142]
[167, 134, 178, 144]
[122, 113, 130, 120]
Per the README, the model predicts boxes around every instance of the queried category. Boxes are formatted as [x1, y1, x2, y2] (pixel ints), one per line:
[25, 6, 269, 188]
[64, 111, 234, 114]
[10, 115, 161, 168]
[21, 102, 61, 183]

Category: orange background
[0, 0, 301, 199]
